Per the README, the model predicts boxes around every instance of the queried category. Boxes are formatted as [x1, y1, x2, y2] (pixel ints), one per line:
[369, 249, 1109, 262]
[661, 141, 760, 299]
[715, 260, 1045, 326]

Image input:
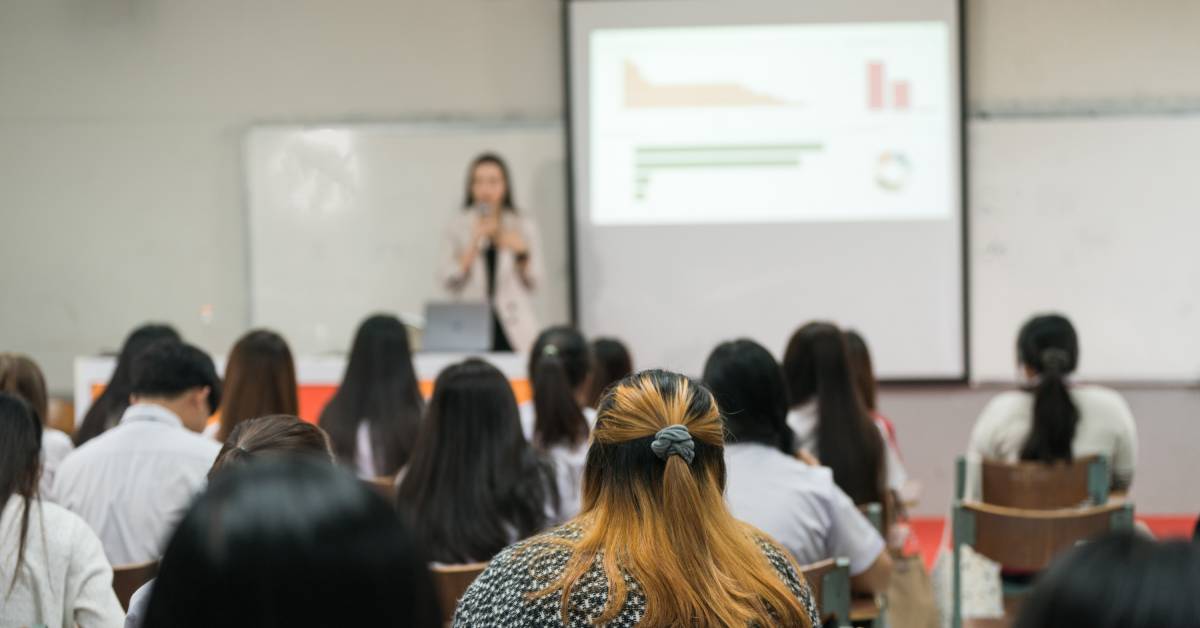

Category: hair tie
[650, 424, 695, 464]
[542, 344, 559, 357]
[1040, 348, 1071, 373]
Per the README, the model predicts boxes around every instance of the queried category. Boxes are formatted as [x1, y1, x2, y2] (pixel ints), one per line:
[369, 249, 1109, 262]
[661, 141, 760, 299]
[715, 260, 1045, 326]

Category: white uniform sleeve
[67, 517, 126, 628]
[824, 482, 887, 576]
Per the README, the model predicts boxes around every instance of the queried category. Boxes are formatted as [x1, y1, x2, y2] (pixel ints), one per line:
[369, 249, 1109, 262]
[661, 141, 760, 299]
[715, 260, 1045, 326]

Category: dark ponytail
[1017, 314, 1080, 464]
[529, 327, 591, 449]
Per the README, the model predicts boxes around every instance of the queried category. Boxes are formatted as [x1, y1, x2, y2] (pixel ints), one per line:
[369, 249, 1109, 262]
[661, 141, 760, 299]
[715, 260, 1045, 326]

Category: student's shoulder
[975, 389, 1032, 428]
[1072, 385, 1136, 424]
[36, 500, 103, 546]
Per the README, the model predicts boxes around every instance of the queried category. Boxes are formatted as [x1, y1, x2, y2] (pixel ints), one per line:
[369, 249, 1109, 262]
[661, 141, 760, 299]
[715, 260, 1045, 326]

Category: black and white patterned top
[453, 523, 821, 627]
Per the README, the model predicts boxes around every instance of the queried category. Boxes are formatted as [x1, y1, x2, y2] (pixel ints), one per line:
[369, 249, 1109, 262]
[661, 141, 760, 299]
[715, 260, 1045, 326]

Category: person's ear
[194, 386, 212, 416]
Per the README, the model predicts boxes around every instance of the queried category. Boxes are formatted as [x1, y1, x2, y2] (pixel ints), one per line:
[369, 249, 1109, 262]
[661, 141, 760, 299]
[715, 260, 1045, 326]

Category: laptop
[422, 301, 493, 352]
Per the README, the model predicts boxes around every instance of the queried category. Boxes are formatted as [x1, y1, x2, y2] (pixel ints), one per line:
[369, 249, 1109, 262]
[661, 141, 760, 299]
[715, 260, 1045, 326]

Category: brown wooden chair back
[112, 560, 158, 611]
[364, 476, 397, 504]
[980, 455, 1107, 509]
[957, 501, 1132, 571]
[800, 557, 851, 627]
[430, 562, 488, 623]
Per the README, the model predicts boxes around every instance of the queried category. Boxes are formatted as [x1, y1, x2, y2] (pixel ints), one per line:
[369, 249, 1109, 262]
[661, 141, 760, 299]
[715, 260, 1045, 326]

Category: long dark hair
[1016, 314, 1080, 464]
[217, 330, 298, 441]
[0, 393, 42, 591]
[320, 315, 423, 476]
[702, 339, 794, 454]
[75, 323, 181, 445]
[588, 337, 633, 407]
[463, 152, 515, 211]
[143, 458, 440, 627]
[782, 322, 886, 508]
[844, 330, 878, 413]
[529, 326, 591, 449]
[1016, 532, 1200, 628]
[396, 359, 556, 563]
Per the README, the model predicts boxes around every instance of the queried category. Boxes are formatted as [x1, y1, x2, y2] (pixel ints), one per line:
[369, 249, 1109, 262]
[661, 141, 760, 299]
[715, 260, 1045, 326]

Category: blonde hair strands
[533, 370, 811, 627]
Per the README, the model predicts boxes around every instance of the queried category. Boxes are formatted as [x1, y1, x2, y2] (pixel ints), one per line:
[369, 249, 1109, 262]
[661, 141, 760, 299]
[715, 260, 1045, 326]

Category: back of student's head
[217, 330, 298, 441]
[1016, 313, 1080, 464]
[0, 393, 43, 581]
[0, 353, 48, 425]
[844, 329, 878, 413]
[131, 340, 222, 417]
[1015, 532, 1200, 628]
[549, 370, 809, 627]
[396, 358, 553, 563]
[76, 323, 181, 446]
[702, 339, 794, 454]
[143, 457, 440, 628]
[209, 414, 334, 480]
[529, 326, 591, 449]
[782, 322, 885, 508]
[319, 314, 423, 476]
[588, 337, 632, 407]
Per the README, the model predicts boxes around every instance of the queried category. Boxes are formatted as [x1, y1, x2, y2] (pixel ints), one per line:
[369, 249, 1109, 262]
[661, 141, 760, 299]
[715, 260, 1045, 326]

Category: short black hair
[130, 340, 222, 410]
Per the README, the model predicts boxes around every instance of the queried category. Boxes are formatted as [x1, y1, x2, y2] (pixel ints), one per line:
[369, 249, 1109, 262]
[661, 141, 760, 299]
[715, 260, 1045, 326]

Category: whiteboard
[969, 115, 1200, 382]
[245, 121, 569, 355]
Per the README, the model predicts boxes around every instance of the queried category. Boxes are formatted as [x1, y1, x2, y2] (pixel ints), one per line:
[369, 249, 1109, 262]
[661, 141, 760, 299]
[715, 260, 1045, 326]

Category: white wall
[2, 1, 1198, 513]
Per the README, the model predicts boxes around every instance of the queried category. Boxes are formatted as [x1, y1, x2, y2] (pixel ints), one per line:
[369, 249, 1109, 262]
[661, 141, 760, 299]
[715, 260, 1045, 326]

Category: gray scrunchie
[650, 424, 695, 464]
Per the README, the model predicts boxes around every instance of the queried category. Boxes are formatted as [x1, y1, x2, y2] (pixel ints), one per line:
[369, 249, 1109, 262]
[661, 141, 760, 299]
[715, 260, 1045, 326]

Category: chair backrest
[430, 562, 488, 623]
[953, 501, 1133, 571]
[858, 502, 884, 536]
[980, 455, 1108, 508]
[112, 560, 159, 611]
[800, 557, 851, 628]
[364, 476, 397, 504]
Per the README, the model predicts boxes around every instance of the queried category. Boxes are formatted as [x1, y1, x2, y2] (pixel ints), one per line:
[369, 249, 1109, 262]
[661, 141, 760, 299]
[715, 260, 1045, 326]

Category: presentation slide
[590, 22, 951, 225]
[569, 0, 964, 380]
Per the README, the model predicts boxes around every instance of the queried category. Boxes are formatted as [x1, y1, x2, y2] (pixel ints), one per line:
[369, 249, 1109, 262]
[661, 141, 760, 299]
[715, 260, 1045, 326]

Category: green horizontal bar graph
[633, 143, 823, 199]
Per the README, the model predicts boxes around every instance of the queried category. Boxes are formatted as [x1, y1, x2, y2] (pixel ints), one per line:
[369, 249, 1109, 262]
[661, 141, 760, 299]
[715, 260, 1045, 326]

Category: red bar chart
[867, 60, 911, 111]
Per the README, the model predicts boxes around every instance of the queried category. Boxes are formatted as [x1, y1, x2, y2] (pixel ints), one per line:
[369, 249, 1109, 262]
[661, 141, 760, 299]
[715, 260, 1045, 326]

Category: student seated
[966, 314, 1138, 499]
[141, 457, 441, 628]
[453, 370, 820, 627]
[319, 314, 424, 478]
[54, 340, 222, 565]
[783, 322, 891, 524]
[75, 323, 181, 446]
[1015, 532, 1200, 628]
[0, 394, 124, 628]
[844, 330, 911, 497]
[124, 414, 336, 628]
[211, 329, 298, 441]
[704, 339, 893, 595]
[396, 359, 558, 564]
[522, 326, 596, 520]
[0, 353, 74, 499]
[587, 336, 633, 408]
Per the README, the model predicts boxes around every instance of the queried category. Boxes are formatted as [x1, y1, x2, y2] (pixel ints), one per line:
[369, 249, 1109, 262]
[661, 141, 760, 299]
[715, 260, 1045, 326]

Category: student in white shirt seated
[396, 358, 558, 564]
[141, 457, 441, 628]
[704, 339, 893, 595]
[783, 322, 892, 527]
[54, 340, 223, 566]
[523, 326, 596, 520]
[966, 314, 1138, 498]
[0, 353, 74, 500]
[0, 393, 124, 628]
[75, 323, 181, 447]
[319, 314, 424, 479]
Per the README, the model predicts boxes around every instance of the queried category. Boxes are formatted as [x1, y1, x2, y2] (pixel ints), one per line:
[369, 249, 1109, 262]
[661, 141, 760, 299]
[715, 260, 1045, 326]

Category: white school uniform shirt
[0, 496, 125, 628]
[964, 384, 1138, 500]
[355, 422, 378, 479]
[519, 402, 598, 443]
[724, 442, 886, 575]
[787, 402, 908, 491]
[39, 427, 75, 501]
[53, 403, 221, 566]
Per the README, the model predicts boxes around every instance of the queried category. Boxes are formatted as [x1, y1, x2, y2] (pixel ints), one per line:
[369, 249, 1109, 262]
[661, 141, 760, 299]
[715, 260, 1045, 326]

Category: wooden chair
[955, 455, 1109, 508]
[111, 560, 158, 611]
[430, 562, 488, 624]
[364, 476, 397, 504]
[950, 500, 1134, 628]
[800, 557, 851, 628]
